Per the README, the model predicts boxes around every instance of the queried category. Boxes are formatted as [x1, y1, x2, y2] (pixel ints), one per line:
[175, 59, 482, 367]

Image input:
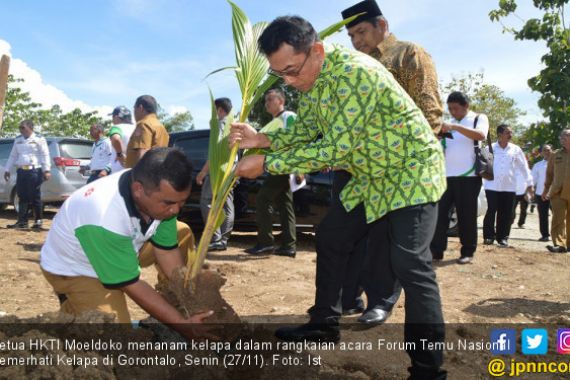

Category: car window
[173, 136, 209, 162]
[58, 142, 92, 159]
[0, 141, 13, 161]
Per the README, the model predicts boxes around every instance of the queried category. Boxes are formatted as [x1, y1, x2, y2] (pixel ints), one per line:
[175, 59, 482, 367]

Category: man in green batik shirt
[230, 16, 447, 379]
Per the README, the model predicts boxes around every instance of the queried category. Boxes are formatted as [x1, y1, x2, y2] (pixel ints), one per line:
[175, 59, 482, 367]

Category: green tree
[43, 107, 103, 138]
[490, 0, 570, 134]
[2, 75, 105, 138]
[157, 106, 194, 132]
[1, 75, 41, 136]
[441, 72, 526, 139]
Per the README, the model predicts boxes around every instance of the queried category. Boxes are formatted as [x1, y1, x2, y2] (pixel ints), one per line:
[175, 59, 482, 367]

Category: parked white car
[0, 137, 92, 211]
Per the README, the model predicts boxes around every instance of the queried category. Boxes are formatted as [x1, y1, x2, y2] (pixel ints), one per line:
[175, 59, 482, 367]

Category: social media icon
[490, 329, 516, 355]
[557, 329, 570, 354]
[522, 329, 548, 354]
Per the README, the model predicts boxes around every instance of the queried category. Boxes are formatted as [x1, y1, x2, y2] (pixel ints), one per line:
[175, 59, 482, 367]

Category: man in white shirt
[107, 105, 135, 173]
[483, 124, 533, 247]
[511, 172, 530, 228]
[3, 120, 51, 229]
[86, 123, 113, 183]
[532, 144, 552, 242]
[430, 92, 488, 264]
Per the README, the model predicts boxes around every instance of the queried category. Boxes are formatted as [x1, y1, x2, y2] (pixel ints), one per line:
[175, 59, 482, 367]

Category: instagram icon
[557, 329, 570, 354]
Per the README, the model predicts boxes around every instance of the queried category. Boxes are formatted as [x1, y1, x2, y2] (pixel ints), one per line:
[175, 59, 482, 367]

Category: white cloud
[166, 105, 188, 115]
[0, 39, 108, 116]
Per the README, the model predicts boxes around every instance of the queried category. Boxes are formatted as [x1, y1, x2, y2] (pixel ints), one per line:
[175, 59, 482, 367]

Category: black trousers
[535, 195, 550, 238]
[16, 168, 43, 223]
[314, 173, 445, 377]
[483, 190, 516, 241]
[338, 171, 401, 311]
[431, 176, 482, 259]
[511, 195, 529, 226]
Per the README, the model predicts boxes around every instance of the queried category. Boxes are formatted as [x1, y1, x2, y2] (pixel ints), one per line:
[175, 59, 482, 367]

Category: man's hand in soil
[121, 280, 214, 337]
[178, 310, 219, 341]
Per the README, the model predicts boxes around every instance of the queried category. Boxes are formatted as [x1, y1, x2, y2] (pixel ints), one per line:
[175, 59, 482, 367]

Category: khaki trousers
[42, 221, 194, 323]
[550, 196, 570, 248]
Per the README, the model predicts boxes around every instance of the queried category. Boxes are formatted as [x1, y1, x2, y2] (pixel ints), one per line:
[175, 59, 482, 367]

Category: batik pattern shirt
[264, 44, 446, 223]
[370, 34, 443, 133]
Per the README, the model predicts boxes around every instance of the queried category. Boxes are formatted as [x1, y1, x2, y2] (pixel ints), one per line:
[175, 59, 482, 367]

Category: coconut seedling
[184, 2, 364, 288]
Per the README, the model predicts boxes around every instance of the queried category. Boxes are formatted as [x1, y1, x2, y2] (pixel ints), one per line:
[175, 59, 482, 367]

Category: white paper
[289, 174, 307, 193]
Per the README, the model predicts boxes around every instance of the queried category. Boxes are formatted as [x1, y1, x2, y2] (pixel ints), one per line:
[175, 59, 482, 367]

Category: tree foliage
[441, 72, 526, 139]
[157, 106, 195, 132]
[2, 75, 194, 138]
[490, 0, 570, 135]
[2, 75, 103, 138]
[2, 75, 41, 135]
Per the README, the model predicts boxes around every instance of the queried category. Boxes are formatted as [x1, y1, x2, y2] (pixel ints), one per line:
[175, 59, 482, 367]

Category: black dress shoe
[306, 304, 365, 316]
[342, 305, 365, 316]
[547, 245, 567, 253]
[208, 242, 227, 251]
[274, 247, 296, 258]
[497, 240, 509, 248]
[275, 323, 340, 343]
[6, 222, 28, 229]
[244, 244, 274, 255]
[483, 239, 494, 245]
[538, 236, 550, 242]
[32, 220, 43, 229]
[357, 308, 391, 325]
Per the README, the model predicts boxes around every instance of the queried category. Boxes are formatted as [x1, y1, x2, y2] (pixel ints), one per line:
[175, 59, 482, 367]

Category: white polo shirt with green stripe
[40, 170, 178, 288]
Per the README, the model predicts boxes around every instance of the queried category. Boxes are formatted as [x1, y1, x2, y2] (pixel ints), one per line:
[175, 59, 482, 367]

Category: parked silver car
[0, 137, 92, 211]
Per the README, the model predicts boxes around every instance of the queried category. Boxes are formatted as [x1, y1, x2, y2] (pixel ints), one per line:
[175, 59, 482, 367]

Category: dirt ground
[0, 206, 569, 378]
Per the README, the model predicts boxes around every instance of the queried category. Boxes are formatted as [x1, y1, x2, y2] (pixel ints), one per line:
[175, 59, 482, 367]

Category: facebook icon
[490, 329, 516, 355]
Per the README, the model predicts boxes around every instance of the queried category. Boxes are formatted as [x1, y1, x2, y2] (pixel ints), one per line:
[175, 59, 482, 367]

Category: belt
[18, 165, 37, 170]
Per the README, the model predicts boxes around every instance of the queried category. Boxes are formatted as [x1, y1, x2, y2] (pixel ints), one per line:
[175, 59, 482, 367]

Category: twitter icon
[522, 329, 548, 354]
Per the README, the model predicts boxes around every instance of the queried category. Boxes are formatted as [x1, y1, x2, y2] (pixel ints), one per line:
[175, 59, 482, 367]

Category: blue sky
[0, 0, 554, 129]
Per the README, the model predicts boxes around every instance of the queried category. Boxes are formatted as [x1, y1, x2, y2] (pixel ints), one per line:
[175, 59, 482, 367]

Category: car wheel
[446, 205, 458, 237]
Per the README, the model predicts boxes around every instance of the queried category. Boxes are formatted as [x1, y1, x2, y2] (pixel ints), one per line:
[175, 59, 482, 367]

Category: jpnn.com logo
[490, 329, 516, 355]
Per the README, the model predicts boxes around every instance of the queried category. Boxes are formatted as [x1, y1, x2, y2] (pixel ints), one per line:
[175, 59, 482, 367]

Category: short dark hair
[131, 148, 193, 193]
[134, 95, 158, 114]
[265, 88, 286, 103]
[447, 91, 470, 107]
[258, 16, 319, 56]
[20, 120, 34, 129]
[214, 97, 232, 114]
[497, 124, 510, 135]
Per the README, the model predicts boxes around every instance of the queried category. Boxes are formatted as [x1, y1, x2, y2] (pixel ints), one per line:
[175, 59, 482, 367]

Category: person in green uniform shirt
[230, 16, 447, 380]
[40, 148, 212, 339]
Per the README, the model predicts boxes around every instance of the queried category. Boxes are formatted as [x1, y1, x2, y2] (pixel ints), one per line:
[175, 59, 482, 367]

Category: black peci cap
[341, 0, 383, 28]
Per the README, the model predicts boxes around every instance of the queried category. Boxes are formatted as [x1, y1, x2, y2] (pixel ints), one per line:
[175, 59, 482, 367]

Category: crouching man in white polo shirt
[40, 148, 212, 336]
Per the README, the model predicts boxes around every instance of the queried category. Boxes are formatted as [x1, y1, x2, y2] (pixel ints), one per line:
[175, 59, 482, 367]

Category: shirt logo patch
[84, 187, 95, 197]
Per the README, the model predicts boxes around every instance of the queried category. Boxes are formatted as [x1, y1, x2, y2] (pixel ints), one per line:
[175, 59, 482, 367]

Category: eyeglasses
[267, 49, 311, 78]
